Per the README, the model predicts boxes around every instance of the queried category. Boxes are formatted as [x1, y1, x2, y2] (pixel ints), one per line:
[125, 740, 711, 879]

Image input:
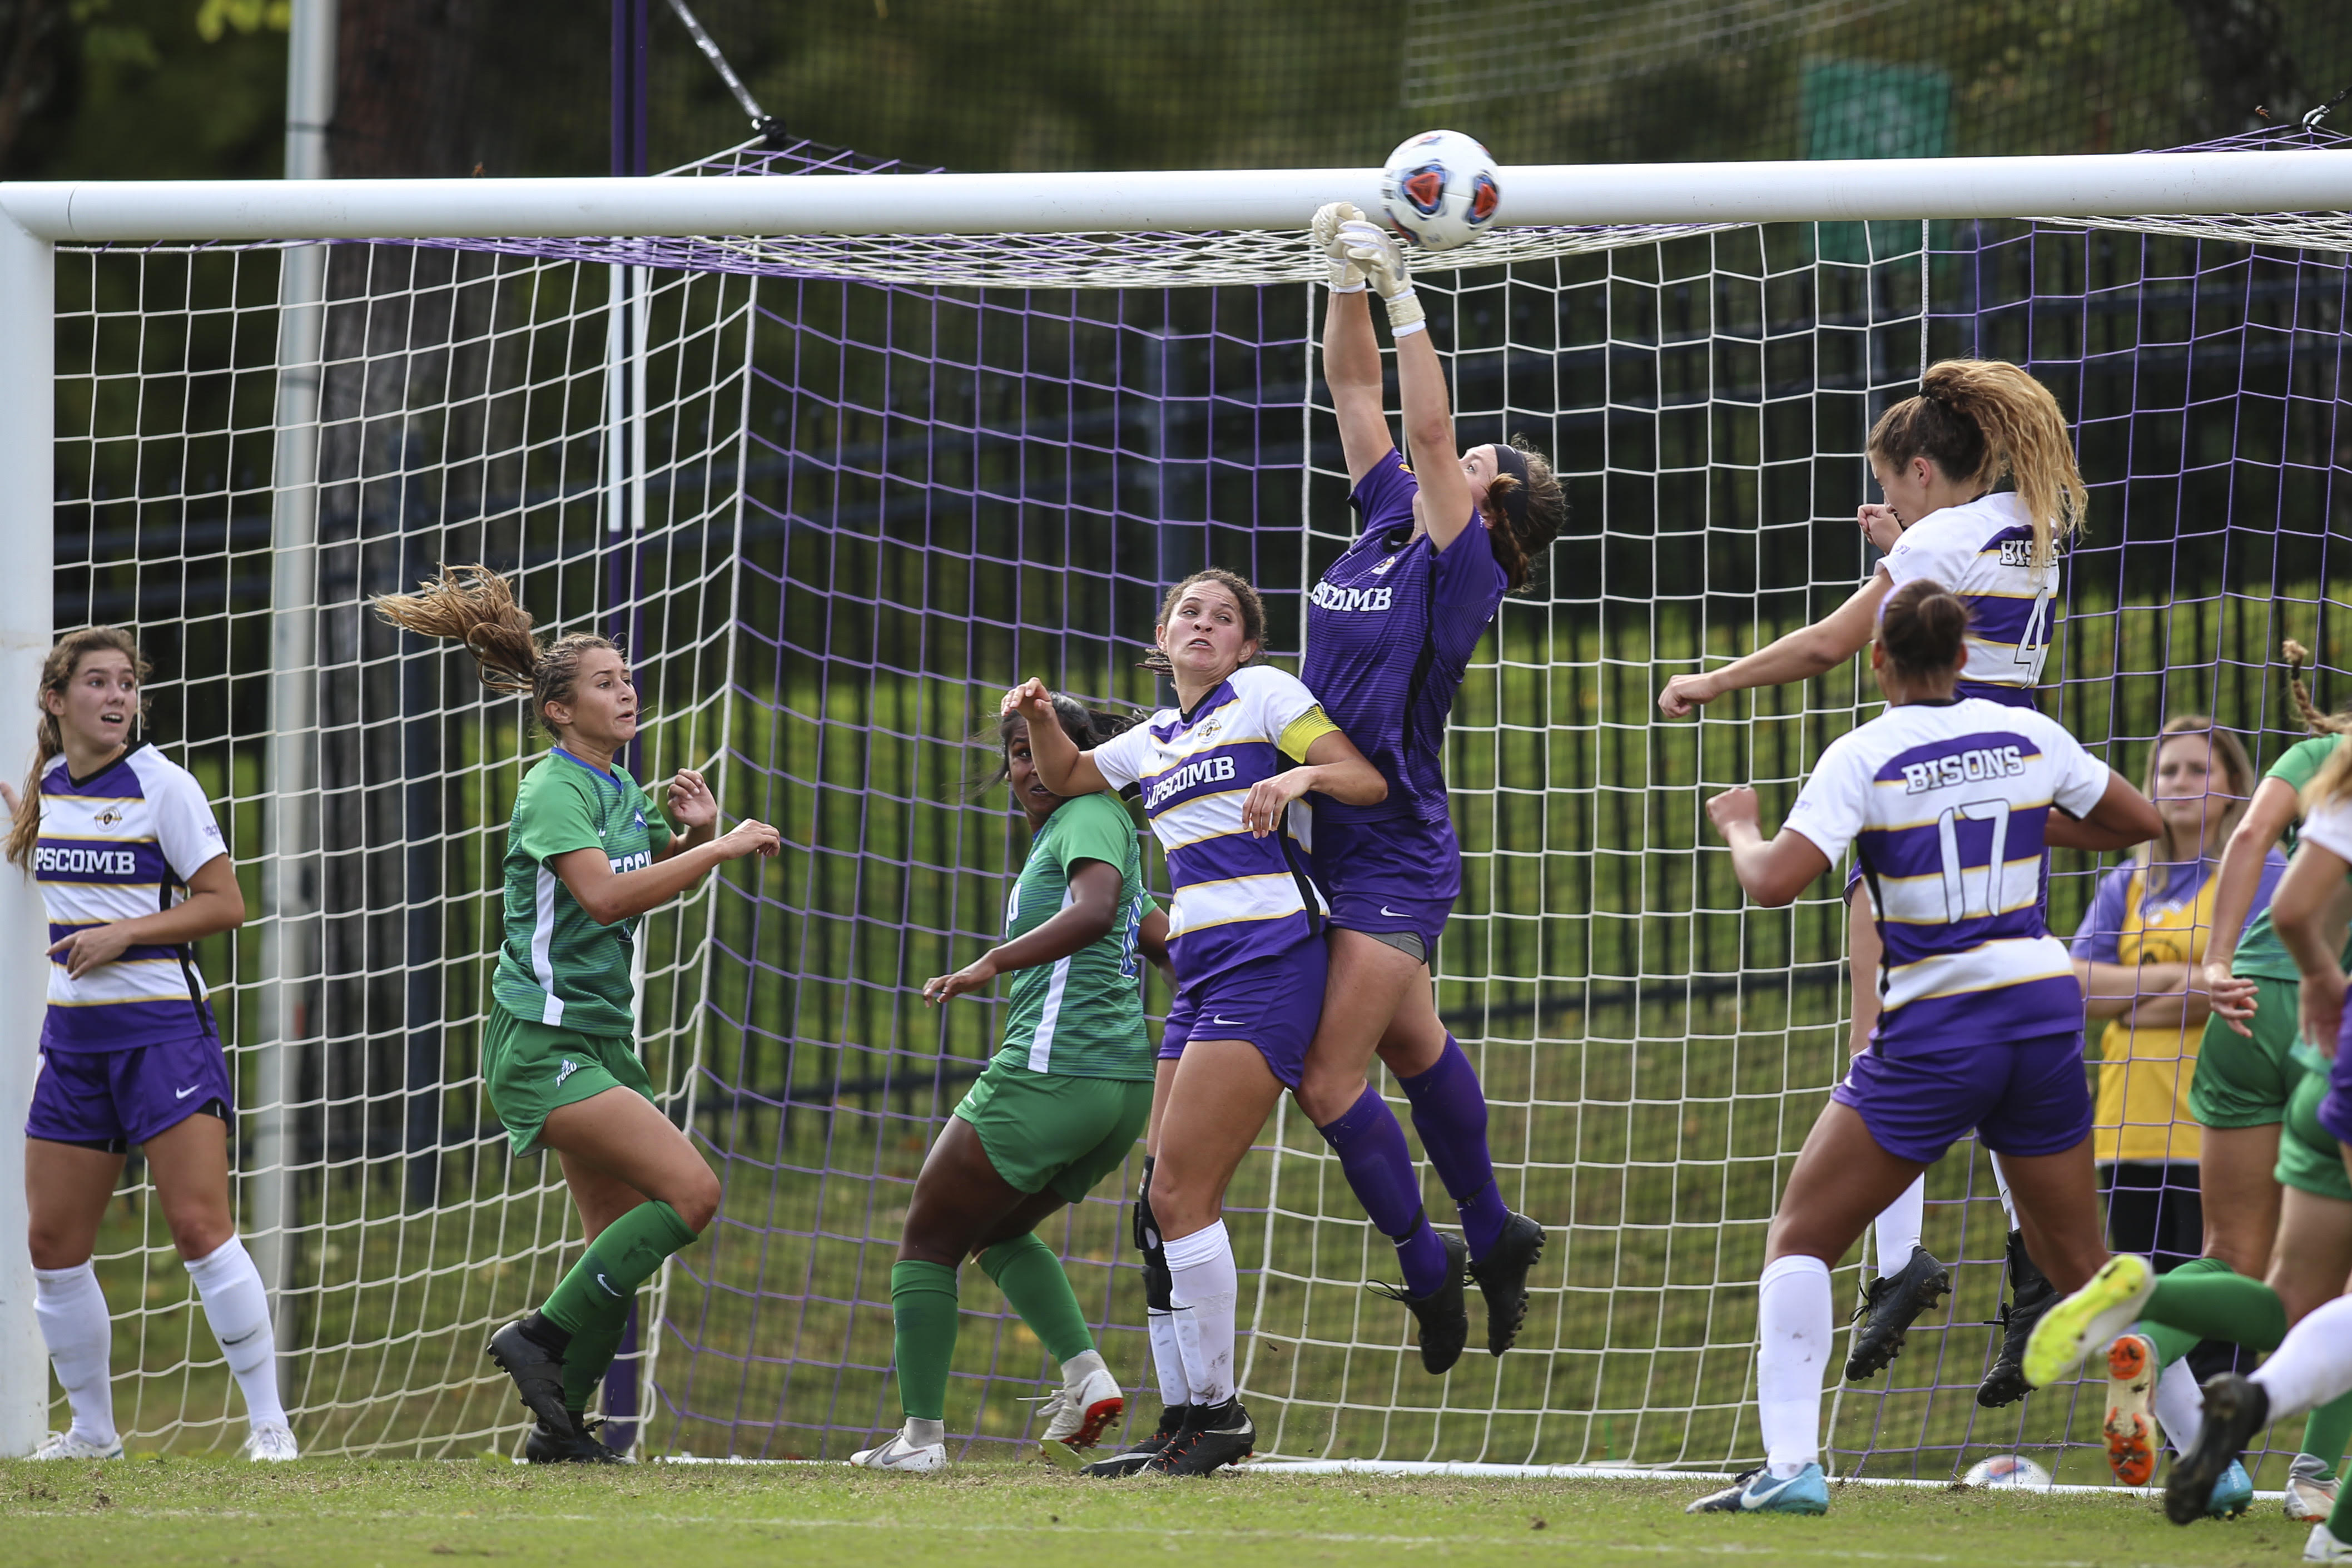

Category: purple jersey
[1301, 447, 1507, 898]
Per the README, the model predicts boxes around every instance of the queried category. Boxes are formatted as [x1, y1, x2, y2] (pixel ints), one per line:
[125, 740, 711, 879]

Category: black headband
[1490, 441, 1531, 530]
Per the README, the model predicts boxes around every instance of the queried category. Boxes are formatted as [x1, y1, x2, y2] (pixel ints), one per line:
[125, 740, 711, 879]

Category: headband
[1490, 441, 1531, 530]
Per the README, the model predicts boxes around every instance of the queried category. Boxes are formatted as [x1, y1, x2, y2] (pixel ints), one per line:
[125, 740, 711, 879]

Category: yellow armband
[1279, 706, 1342, 763]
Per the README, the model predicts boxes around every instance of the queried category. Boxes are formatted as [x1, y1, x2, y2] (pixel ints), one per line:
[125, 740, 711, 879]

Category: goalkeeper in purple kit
[1288, 203, 1566, 1371]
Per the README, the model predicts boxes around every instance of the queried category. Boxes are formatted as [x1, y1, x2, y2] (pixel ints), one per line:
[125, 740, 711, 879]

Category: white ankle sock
[2255, 1296, 2352, 1423]
[33, 1262, 115, 1447]
[902, 1415, 946, 1448]
[1990, 1152, 2018, 1227]
[1061, 1347, 1108, 1390]
[1164, 1220, 1239, 1407]
[1873, 1177, 1924, 1279]
[1757, 1253, 1832, 1479]
[1145, 1310, 1189, 1407]
[183, 1235, 287, 1428]
[2154, 1353, 2204, 1455]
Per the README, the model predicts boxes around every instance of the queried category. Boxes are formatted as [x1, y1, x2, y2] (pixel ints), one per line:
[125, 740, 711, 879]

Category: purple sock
[1317, 1084, 1449, 1298]
[1398, 1035, 1507, 1262]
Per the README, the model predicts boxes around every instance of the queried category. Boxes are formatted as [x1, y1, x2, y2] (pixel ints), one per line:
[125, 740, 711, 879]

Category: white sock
[902, 1415, 946, 1448]
[2254, 1296, 2352, 1423]
[33, 1262, 116, 1447]
[1756, 1253, 1832, 1479]
[1145, 1310, 1189, 1407]
[1061, 1346, 1108, 1390]
[1990, 1152, 2018, 1227]
[2153, 1353, 2204, 1455]
[1164, 1220, 1239, 1407]
[1873, 1176, 1924, 1279]
[183, 1235, 287, 1428]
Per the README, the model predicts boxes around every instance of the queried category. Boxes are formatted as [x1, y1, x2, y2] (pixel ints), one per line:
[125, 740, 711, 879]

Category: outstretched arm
[1705, 786, 1833, 906]
[1659, 573, 1890, 717]
[2199, 775, 2300, 1031]
[1396, 329, 1475, 553]
[922, 858, 1125, 1006]
[553, 816, 781, 927]
[2044, 771, 2164, 854]
[1003, 678, 1109, 798]
[1239, 728, 1388, 836]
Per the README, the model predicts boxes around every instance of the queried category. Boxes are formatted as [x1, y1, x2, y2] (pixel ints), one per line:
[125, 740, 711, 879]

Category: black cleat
[1148, 1397, 1254, 1476]
[1977, 1229, 2057, 1408]
[1467, 1212, 1546, 1357]
[1081, 1405, 1197, 1478]
[2165, 1373, 2269, 1526]
[1844, 1245, 1951, 1382]
[488, 1318, 573, 1432]
[524, 1412, 631, 1465]
[1371, 1232, 1470, 1375]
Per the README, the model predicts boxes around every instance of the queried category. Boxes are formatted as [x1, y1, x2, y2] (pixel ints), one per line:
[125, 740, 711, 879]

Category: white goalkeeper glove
[1337, 219, 1426, 335]
[1312, 201, 1366, 292]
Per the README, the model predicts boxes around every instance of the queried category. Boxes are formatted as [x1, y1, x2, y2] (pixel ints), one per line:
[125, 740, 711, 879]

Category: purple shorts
[1833, 1026, 2092, 1163]
[1158, 943, 1329, 1089]
[1326, 891, 1451, 957]
[27, 1035, 234, 1153]
[2318, 1010, 2352, 1147]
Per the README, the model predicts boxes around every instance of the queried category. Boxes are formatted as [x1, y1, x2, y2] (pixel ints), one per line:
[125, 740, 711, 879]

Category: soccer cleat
[523, 1412, 629, 1465]
[1977, 1229, 2060, 1407]
[241, 1420, 300, 1462]
[1467, 1212, 1546, 1357]
[2164, 1373, 2269, 1526]
[2287, 1453, 2341, 1521]
[2021, 1253, 2154, 1392]
[1685, 1464, 1830, 1515]
[2101, 1332, 2161, 1487]
[487, 1318, 573, 1433]
[1369, 1232, 1471, 1375]
[848, 1431, 948, 1472]
[28, 1430, 123, 1461]
[1080, 1405, 1196, 1478]
[1844, 1245, 1951, 1382]
[1036, 1363, 1125, 1468]
[2307, 1523, 2352, 1561]
[2204, 1460, 2255, 1520]
[1147, 1396, 1254, 1476]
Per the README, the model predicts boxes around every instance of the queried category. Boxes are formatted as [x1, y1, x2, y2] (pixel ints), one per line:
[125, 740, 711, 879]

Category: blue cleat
[1686, 1463, 1830, 1515]
[2206, 1459, 2254, 1519]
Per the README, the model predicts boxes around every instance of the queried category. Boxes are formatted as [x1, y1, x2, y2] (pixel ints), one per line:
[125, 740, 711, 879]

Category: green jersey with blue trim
[994, 791, 1154, 1081]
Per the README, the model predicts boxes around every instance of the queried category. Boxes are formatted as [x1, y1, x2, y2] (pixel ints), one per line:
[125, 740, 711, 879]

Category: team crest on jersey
[1194, 717, 1223, 740]
[93, 806, 122, 828]
[1371, 555, 1399, 577]
[554, 1058, 580, 1088]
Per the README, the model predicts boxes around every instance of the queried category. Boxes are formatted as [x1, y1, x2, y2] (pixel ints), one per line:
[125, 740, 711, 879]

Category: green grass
[0, 1456, 2316, 1568]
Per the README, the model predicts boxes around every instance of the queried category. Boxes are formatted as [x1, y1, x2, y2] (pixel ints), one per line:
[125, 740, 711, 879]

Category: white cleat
[242, 1421, 300, 1462]
[2306, 1523, 2352, 1561]
[1038, 1362, 1125, 1469]
[2290, 1454, 2341, 1521]
[848, 1432, 947, 1472]
[29, 1430, 123, 1461]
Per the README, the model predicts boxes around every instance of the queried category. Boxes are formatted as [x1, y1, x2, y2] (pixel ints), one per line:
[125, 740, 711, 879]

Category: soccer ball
[1380, 130, 1502, 251]
[1961, 1453, 2052, 1490]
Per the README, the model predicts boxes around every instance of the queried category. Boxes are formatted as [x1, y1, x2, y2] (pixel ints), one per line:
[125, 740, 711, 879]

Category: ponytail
[371, 564, 614, 739]
[1479, 435, 1569, 593]
[1868, 359, 2087, 570]
[8, 627, 151, 872]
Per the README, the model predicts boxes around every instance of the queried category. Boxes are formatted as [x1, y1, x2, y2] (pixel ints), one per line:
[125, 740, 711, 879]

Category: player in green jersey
[375, 567, 780, 1463]
[853, 691, 1172, 1473]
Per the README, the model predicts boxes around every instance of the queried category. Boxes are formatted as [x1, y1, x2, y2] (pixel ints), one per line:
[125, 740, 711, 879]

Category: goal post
[1, 138, 2349, 1466]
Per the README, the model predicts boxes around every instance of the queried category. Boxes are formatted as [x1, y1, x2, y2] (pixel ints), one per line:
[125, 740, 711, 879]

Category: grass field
[0, 1457, 2320, 1568]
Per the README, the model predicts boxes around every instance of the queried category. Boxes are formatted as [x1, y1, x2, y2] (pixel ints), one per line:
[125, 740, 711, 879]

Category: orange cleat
[2103, 1332, 2160, 1487]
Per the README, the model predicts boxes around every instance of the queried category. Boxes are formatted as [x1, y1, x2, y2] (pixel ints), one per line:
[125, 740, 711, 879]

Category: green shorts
[952, 1057, 1152, 1204]
[2189, 975, 2301, 1128]
[2279, 1065, 2352, 1204]
[482, 1007, 652, 1157]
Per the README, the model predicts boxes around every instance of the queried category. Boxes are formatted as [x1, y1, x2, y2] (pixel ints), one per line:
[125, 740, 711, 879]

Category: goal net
[31, 122, 2352, 1478]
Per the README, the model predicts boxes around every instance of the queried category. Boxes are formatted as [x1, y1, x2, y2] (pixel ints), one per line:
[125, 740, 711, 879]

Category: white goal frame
[0, 147, 2348, 1456]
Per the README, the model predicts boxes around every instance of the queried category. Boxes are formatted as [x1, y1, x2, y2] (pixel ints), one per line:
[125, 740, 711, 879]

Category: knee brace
[1135, 1156, 1173, 1312]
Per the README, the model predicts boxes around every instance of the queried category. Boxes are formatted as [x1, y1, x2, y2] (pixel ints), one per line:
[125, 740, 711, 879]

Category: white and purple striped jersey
[1783, 699, 2111, 1046]
[1089, 665, 1339, 987]
[1878, 491, 2059, 697]
[34, 743, 229, 1051]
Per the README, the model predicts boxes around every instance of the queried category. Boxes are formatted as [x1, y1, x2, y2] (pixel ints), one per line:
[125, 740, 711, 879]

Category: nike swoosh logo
[1741, 1473, 1807, 1510]
[1202, 1015, 1244, 1028]
[175, 1085, 200, 1099]
[1380, 906, 1408, 917]
[596, 1272, 623, 1297]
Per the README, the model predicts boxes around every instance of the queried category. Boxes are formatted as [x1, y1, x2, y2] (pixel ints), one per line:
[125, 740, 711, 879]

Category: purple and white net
[45, 123, 2352, 1481]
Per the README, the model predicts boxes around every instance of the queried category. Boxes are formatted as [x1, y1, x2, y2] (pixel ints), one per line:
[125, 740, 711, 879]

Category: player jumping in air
[375, 567, 780, 1462]
[1658, 360, 2090, 1403]
[1684, 580, 2158, 1516]
[1285, 203, 1564, 1372]
[12, 627, 293, 1462]
[852, 693, 1171, 1472]
[1010, 568, 1387, 1476]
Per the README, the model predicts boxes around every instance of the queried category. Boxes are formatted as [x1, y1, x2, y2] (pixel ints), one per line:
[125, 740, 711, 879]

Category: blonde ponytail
[1869, 358, 2087, 570]
[372, 565, 615, 738]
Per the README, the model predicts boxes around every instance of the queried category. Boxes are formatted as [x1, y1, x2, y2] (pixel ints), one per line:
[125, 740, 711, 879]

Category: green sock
[562, 1289, 633, 1415]
[2141, 1259, 2286, 1352]
[2332, 1468, 2352, 1541]
[890, 1259, 961, 1423]
[2304, 1388, 2352, 1483]
[540, 1200, 697, 1337]
[2134, 1317, 2203, 1367]
[978, 1233, 1095, 1364]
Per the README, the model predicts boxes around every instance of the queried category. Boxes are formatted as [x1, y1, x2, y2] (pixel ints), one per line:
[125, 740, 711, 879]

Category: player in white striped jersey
[5, 628, 295, 1461]
[1010, 567, 1387, 1476]
[1685, 580, 2159, 1517]
[1657, 359, 2093, 1401]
